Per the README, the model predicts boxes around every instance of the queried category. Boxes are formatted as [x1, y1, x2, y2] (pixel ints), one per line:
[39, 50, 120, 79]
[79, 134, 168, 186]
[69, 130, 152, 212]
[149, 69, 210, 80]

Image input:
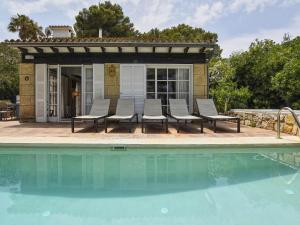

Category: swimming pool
[0, 145, 300, 225]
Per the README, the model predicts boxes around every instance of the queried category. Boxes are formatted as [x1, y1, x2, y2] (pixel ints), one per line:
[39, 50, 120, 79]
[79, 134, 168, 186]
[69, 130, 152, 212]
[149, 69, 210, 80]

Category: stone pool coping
[0, 136, 299, 146]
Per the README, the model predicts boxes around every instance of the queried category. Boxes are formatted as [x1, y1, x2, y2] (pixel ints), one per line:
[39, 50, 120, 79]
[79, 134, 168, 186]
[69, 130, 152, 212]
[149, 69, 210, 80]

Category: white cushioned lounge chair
[196, 99, 240, 133]
[71, 98, 110, 133]
[105, 99, 138, 133]
[142, 99, 168, 133]
[169, 99, 203, 133]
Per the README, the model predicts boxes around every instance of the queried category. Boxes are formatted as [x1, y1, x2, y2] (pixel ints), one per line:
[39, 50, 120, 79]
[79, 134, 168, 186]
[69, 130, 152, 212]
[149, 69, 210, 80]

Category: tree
[0, 44, 20, 102]
[141, 24, 217, 42]
[8, 14, 44, 40]
[230, 39, 288, 108]
[209, 59, 251, 112]
[74, 1, 137, 38]
[272, 59, 300, 109]
[140, 24, 221, 57]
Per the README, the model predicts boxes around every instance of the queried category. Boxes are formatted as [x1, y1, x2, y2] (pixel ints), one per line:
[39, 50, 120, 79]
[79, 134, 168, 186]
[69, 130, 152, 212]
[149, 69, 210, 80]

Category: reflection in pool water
[0, 147, 300, 225]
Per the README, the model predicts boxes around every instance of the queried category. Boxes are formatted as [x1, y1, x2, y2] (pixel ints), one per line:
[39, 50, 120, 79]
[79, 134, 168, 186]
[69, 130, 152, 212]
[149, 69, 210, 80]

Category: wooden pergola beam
[50, 47, 58, 53]
[118, 46, 122, 53]
[67, 47, 74, 53]
[84, 46, 90, 53]
[33, 47, 43, 53]
[184, 47, 189, 54]
[17, 47, 28, 54]
[199, 47, 205, 53]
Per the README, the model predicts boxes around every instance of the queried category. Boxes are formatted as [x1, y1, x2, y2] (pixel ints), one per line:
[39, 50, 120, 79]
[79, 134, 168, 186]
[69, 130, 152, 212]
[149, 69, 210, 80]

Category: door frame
[47, 64, 86, 122]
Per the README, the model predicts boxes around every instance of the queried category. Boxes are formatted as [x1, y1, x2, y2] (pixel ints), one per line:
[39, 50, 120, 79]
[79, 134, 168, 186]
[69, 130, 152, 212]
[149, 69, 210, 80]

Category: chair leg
[213, 120, 217, 133]
[105, 119, 108, 133]
[237, 118, 240, 133]
[142, 119, 144, 133]
[136, 114, 138, 124]
[71, 118, 75, 133]
[177, 120, 180, 133]
[95, 119, 99, 132]
[200, 120, 203, 133]
[129, 119, 132, 133]
[166, 119, 168, 133]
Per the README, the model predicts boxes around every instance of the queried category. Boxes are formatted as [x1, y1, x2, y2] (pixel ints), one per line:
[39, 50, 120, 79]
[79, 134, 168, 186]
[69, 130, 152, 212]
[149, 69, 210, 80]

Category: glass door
[47, 66, 58, 122]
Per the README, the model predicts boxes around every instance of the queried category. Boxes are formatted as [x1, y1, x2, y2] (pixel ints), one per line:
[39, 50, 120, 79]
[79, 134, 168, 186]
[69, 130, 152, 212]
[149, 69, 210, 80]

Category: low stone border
[229, 109, 300, 137]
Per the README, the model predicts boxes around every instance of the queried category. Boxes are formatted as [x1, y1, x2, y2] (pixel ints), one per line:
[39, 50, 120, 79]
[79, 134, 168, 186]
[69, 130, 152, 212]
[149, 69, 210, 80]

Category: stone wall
[104, 63, 120, 114]
[229, 109, 300, 137]
[19, 63, 35, 122]
[193, 64, 208, 113]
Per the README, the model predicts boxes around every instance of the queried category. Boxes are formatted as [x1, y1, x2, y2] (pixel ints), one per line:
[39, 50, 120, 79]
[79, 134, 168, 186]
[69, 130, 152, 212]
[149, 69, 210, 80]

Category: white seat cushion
[143, 115, 166, 120]
[173, 115, 201, 120]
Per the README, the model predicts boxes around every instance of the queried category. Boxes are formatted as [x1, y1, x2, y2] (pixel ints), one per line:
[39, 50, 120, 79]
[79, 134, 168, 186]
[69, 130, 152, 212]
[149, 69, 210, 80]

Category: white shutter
[35, 64, 47, 122]
[120, 64, 145, 115]
[93, 64, 104, 99]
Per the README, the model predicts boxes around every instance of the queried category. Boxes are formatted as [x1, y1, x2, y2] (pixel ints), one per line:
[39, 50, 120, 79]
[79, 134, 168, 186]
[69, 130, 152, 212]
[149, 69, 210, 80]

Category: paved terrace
[0, 120, 299, 145]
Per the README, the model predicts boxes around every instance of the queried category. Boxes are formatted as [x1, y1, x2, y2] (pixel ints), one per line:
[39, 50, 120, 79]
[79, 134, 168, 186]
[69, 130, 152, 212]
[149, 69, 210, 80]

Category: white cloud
[220, 15, 300, 57]
[187, 0, 300, 27]
[3, 0, 140, 15]
[229, 0, 278, 13]
[134, 0, 176, 32]
[186, 1, 224, 27]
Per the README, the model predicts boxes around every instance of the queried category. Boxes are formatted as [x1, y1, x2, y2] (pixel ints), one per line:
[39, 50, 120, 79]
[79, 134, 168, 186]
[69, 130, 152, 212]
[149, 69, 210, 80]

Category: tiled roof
[5, 37, 215, 46]
[48, 25, 73, 29]
[5, 37, 216, 44]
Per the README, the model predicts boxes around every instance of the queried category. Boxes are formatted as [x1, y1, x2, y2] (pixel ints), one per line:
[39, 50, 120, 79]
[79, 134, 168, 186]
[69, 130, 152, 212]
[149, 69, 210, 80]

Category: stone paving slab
[0, 121, 299, 145]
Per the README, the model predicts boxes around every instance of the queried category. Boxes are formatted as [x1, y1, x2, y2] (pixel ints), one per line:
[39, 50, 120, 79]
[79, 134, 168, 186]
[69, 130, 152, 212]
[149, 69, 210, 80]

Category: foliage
[74, 1, 137, 38]
[140, 24, 217, 42]
[0, 44, 20, 102]
[272, 58, 300, 108]
[8, 14, 44, 40]
[140, 24, 221, 57]
[209, 59, 251, 112]
[211, 36, 300, 110]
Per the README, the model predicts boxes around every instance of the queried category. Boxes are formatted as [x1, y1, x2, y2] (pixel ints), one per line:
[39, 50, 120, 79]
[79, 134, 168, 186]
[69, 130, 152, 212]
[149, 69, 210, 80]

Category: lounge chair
[105, 99, 138, 133]
[169, 99, 203, 133]
[196, 99, 240, 133]
[142, 99, 168, 133]
[71, 98, 110, 133]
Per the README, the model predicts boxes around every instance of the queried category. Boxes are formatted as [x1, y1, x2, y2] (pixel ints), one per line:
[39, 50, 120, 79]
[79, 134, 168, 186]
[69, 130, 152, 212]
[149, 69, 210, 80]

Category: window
[146, 67, 190, 114]
[48, 68, 58, 117]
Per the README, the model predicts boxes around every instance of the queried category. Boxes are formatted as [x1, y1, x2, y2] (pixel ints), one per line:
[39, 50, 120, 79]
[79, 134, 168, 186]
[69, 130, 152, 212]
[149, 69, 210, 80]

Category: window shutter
[93, 64, 104, 99]
[35, 64, 47, 122]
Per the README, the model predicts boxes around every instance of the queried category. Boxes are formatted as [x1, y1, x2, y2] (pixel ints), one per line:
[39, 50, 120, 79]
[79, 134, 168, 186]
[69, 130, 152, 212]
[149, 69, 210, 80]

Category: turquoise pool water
[0, 145, 300, 225]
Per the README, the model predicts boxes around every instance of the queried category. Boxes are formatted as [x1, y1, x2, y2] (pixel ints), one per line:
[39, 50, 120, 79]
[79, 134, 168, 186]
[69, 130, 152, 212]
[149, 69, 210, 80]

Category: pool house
[7, 38, 216, 122]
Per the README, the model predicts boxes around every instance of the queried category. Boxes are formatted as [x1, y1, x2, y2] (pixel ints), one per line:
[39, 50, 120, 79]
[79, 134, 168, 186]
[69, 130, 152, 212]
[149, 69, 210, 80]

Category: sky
[0, 0, 300, 57]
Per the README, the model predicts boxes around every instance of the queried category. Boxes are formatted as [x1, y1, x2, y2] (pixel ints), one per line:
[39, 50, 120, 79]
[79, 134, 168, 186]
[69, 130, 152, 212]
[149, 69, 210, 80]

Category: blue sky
[0, 0, 300, 57]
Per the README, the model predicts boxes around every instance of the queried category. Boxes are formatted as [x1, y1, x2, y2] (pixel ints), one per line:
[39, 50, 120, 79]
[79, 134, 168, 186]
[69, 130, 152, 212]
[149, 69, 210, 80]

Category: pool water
[0, 145, 300, 225]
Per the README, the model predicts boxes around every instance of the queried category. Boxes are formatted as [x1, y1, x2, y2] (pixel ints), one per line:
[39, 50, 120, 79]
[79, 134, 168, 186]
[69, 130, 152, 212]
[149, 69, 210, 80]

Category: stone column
[104, 63, 120, 114]
[19, 63, 35, 122]
[193, 64, 208, 113]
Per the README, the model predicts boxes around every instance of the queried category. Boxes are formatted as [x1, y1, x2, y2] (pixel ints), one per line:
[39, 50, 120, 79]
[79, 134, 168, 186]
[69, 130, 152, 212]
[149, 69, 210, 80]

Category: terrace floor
[0, 120, 299, 146]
